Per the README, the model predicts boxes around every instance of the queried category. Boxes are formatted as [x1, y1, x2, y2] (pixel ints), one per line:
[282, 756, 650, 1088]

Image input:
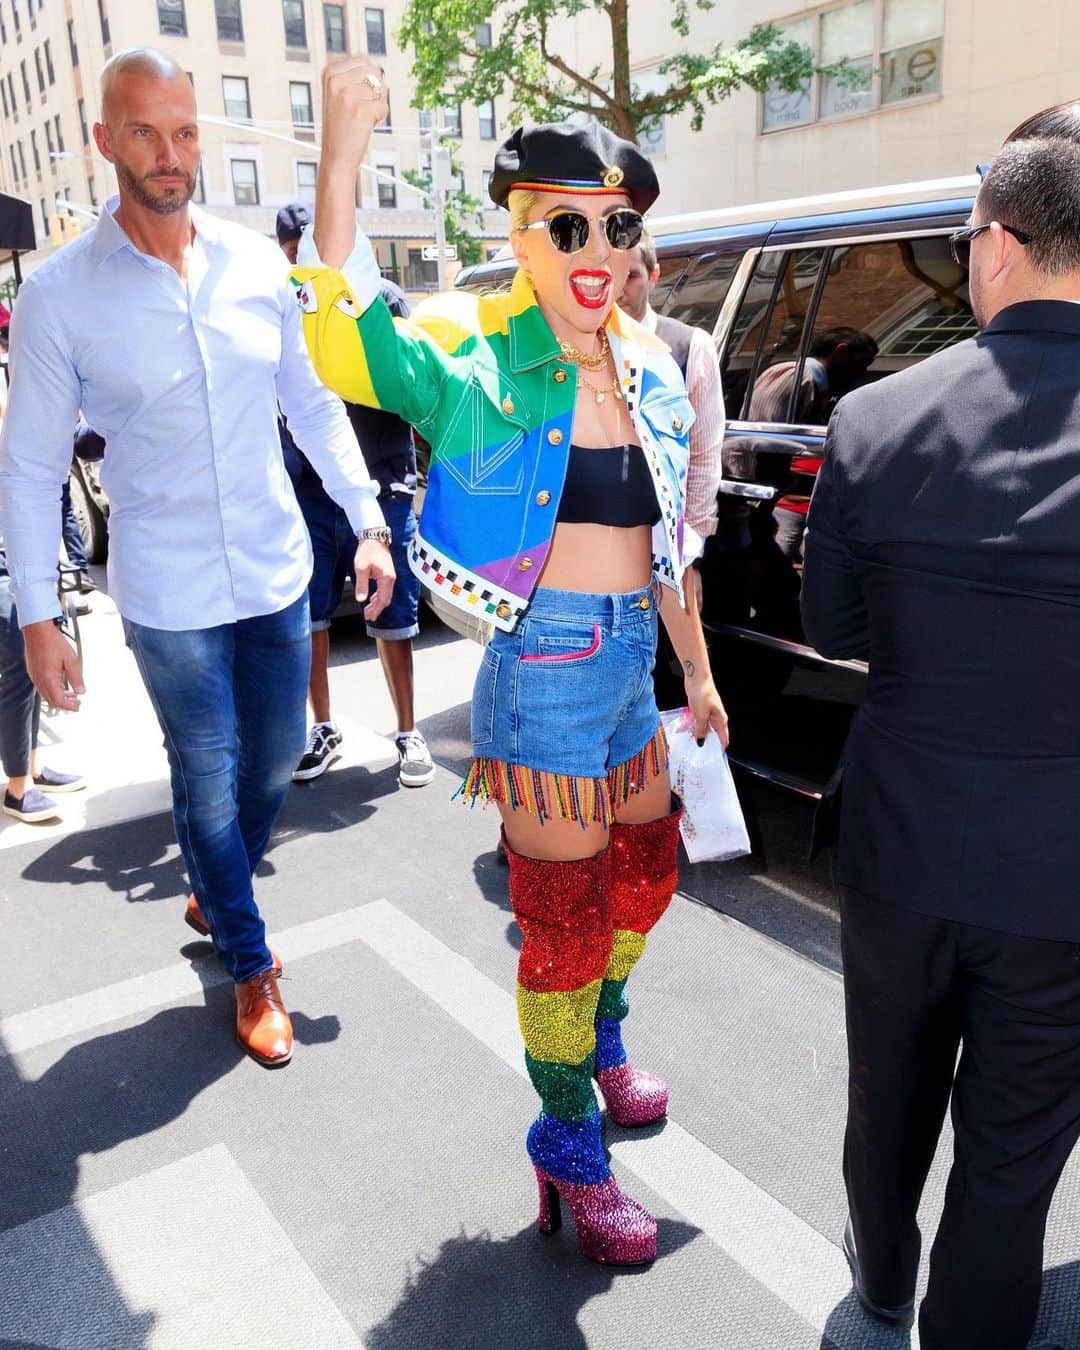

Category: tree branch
[539, 27, 617, 110]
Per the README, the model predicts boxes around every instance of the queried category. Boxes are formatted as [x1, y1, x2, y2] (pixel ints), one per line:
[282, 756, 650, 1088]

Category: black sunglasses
[949, 221, 1034, 268]
[516, 208, 645, 255]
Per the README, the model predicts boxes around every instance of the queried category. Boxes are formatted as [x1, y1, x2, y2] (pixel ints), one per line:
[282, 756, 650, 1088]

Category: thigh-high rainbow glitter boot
[594, 799, 683, 1127]
[504, 832, 658, 1265]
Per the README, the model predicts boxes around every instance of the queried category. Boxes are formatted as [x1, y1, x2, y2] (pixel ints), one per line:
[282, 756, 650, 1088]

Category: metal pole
[434, 182, 447, 293]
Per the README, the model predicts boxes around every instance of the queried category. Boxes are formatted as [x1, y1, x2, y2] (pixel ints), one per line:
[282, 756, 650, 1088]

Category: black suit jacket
[802, 301, 1080, 941]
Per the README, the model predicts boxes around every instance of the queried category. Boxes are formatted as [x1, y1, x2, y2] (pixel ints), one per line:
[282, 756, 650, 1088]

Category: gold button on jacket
[547, 428, 563, 445]
[535, 490, 552, 507]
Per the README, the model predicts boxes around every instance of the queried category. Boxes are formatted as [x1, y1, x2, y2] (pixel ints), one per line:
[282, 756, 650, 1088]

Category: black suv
[454, 177, 979, 800]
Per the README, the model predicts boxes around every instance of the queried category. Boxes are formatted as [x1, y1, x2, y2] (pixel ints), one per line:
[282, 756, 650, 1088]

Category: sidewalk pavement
[0, 594, 1076, 1350]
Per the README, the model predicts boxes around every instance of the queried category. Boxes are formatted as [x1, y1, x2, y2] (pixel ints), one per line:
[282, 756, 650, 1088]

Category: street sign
[421, 244, 458, 261]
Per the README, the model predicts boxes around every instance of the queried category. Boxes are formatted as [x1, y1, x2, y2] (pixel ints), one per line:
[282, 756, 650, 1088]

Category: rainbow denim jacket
[291, 230, 695, 633]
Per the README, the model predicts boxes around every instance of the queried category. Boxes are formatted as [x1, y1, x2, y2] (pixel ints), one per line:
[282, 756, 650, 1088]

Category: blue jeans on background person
[60, 478, 89, 574]
[124, 593, 311, 983]
[0, 576, 39, 778]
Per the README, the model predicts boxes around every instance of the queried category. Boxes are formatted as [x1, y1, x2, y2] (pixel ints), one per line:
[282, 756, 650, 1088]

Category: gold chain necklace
[558, 329, 611, 371]
[578, 371, 623, 406]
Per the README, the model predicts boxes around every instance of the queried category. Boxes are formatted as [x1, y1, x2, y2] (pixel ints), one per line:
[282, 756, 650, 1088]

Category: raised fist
[320, 55, 389, 174]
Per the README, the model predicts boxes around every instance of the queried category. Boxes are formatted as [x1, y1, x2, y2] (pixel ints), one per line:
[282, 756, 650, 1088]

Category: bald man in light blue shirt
[0, 49, 393, 1066]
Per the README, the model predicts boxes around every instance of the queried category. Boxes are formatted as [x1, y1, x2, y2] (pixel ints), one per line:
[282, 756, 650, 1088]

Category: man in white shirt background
[0, 48, 394, 1068]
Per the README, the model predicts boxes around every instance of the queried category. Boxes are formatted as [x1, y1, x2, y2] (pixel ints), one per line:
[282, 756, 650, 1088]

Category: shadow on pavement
[0, 968, 340, 1232]
[366, 1218, 701, 1350]
[471, 844, 521, 955]
[818, 1259, 1080, 1349]
[18, 762, 401, 904]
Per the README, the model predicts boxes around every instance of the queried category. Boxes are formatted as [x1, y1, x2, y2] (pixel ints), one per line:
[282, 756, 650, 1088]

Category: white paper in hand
[660, 707, 751, 863]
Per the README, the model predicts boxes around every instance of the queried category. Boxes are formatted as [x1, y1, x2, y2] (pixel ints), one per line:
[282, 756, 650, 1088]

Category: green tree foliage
[398, 1, 829, 143]
[403, 144, 486, 267]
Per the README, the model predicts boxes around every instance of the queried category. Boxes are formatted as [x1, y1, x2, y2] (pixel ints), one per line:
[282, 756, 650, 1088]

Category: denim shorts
[467, 585, 664, 819]
[300, 488, 420, 640]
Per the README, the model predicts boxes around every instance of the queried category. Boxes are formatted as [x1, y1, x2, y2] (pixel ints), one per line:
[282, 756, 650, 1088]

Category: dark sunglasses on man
[949, 221, 1035, 269]
[516, 208, 645, 255]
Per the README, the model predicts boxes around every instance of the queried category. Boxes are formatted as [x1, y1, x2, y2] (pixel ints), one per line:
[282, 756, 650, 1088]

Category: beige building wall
[2, 0, 1078, 283]
[0, 0, 509, 289]
[608, 0, 1080, 217]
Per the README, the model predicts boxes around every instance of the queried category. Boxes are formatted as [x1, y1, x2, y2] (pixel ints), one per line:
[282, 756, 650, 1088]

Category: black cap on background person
[276, 202, 311, 265]
[489, 122, 660, 216]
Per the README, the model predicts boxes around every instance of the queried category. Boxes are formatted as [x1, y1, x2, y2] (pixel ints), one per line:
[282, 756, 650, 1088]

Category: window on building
[478, 99, 495, 140]
[296, 159, 316, 198]
[481, 168, 494, 204]
[11, 0, 20, 34]
[222, 75, 251, 121]
[289, 80, 314, 130]
[34, 49, 45, 95]
[9, 145, 19, 185]
[21, 61, 32, 108]
[0, 5, 7, 44]
[88, 173, 98, 207]
[67, 19, 78, 67]
[375, 88, 391, 131]
[16, 140, 26, 181]
[193, 160, 205, 203]
[230, 158, 258, 204]
[53, 113, 63, 151]
[97, 0, 110, 48]
[41, 198, 49, 236]
[324, 3, 346, 52]
[443, 104, 462, 137]
[78, 98, 88, 145]
[405, 247, 438, 290]
[216, 0, 243, 41]
[44, 38, 54, 84]
[475, 21, 492, 48]
[364, 7, 385, 55]
[8, 75, 17, 120]
[30, 129, 40, 173]
[761, 0, 943, 133]
[376, 165, 396, 208]
[283, 0, 306, 47]
[156, 0, 186, 37]
[45, 120, 53, 156]
[0, 82, 7, 122]
[417, 107, 432, 133]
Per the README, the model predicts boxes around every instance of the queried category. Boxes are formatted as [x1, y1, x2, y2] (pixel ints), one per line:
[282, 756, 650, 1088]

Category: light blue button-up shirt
[0, 197, 383, 630]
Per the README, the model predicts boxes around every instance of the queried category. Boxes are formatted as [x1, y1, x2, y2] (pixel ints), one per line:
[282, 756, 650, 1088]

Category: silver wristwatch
[359, 525, 392, 545]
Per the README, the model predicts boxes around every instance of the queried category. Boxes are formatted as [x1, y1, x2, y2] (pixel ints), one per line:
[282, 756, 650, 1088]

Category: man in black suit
[802, 134, 1080, 1350]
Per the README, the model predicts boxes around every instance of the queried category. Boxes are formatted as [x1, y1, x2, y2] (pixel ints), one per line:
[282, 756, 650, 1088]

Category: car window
[799, 235, 975, 425]
[661, 253, 740, 332]
[650, 254, 691, 313]
[727, 248, 826, 421]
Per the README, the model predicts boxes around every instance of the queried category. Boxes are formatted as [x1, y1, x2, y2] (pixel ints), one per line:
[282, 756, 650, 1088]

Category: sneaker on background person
[2, 786, 61, 823]
[33, 765, 86, 793]
[395, 729, 435, 788]
[293, 721, 343, 781]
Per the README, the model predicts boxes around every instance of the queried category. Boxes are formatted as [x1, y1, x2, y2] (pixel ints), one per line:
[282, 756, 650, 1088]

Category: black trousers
[840, 887, 1080, 1350]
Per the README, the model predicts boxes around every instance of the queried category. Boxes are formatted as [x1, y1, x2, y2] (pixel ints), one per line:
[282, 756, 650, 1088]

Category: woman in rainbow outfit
[294, 55, 729, 1265]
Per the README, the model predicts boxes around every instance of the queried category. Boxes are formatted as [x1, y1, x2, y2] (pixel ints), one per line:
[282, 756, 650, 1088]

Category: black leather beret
[489, 121, 660, 215]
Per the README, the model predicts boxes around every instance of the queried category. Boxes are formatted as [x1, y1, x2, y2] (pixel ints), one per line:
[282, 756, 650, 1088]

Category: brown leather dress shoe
[235, 969, 293, 1067]
[185, 893, 282, 975]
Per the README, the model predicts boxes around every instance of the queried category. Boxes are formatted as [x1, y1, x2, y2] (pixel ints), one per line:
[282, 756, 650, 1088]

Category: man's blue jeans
[124, 593, 310, 982]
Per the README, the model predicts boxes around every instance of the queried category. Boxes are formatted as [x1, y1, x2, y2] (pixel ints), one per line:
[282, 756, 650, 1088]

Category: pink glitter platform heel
[534, 1166, 658, 1264]
[595, 1063, 669, 1127]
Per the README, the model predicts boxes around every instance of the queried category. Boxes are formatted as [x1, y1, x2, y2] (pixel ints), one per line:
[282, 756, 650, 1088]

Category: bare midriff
[538, 520, 653, 593]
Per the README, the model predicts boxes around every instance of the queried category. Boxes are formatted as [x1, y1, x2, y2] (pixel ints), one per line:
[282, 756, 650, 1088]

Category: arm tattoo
[684, 659, 696, 678]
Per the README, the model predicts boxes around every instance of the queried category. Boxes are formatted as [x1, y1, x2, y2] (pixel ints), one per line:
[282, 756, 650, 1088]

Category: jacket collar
[505, 267, 669, 372]
[983, 299, 1080, 338]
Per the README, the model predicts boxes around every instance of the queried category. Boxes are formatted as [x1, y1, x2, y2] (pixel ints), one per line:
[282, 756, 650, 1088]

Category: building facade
[1, 0, 1078, 287]
[0, 0, 509, 291]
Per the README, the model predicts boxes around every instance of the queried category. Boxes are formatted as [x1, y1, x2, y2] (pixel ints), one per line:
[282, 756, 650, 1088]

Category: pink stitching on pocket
[520, 623, 602, 664]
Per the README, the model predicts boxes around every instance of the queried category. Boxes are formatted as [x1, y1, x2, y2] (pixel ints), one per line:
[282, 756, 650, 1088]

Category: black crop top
[556, 444, 661, 528]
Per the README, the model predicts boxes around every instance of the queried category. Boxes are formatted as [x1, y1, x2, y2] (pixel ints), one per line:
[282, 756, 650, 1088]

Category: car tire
[68, 468, 108, 565]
